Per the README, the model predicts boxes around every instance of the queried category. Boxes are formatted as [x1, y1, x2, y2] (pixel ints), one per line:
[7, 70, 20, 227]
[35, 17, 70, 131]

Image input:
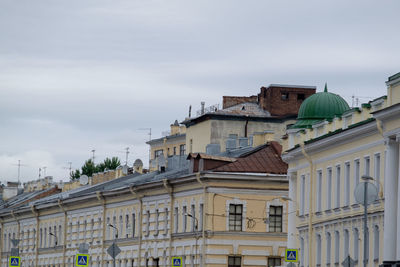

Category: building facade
[282, 74, 400, 267]
[0, 143, 289, 267]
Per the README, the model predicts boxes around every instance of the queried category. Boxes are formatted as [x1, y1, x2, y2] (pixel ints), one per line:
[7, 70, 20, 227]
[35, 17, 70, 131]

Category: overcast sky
[1, 0, 400, 184]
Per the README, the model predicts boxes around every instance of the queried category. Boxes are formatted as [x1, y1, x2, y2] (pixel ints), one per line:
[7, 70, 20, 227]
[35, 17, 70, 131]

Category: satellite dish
[122, 165, 128, 175]
[79, 175, 89, 185]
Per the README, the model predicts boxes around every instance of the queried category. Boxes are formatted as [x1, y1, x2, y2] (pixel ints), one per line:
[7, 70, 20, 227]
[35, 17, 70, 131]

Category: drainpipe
[11, 210, 20, 244]
[244, 117, 249, 138]
[58, 199, 68, 267]
[163, 179, 173, 267]
[300, 142, 314, 267]
[130, 186, 143, 267]
[0, 218, 3, 264]
[96, 191, 106, 267]
[196, 172, 207, 267]
[30, 205, 40, 267]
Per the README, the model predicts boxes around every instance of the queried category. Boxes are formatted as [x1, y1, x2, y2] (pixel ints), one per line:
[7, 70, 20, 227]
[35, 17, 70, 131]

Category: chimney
[201, 102, 205, 115]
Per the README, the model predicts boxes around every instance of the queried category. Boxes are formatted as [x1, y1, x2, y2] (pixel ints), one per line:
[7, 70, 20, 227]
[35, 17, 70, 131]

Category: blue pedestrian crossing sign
[172, 256, 182, 267]
[285, 249, 299, 262]
[9, 256, 21, 267]
[75, 254, 89, 267]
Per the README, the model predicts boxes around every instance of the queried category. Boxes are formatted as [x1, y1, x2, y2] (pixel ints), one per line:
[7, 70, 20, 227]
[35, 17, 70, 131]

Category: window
[326, 168, 332, 210]
[174, 207, 179, 233]
[228, 256, 241, 267]
[106, 217, 110, 239]
[374, 153, 381, 190]
[353, 228, 359, 261]
[153, 258, 160, 267]
[132, 213, 136, 237]
[173, 147, 177, 155]
[154, 150, 163, 159]
[190, 139, 193, 153]
[119, 216, 123, 238]
[335, 231, 340, 264]
[335, 165, 341, 208]
[191, 204, 196, 231]
[344, 163, 350, 206]
[316, 171, 322, 212]
[316, 234, 321, 266]
[326, 232, 331, 264]
[126, 215, 129, 238]
[374, 226, 379, 261]
[164, 208, 168, 234]
[269, 206, 283, 232]
[182, 206, 187, 232]
[364, 156, 370, 176]
[179, 145, 186, 155]
[300, 175, 305, 215]
[268, 257, 281, 266]
[281, 92, 289, 100]
[344, 229, 349, 258]
[146, 211, 150, 236]
[300, 237, 305, 267]
[199, 204, 203, 231]
[155, 209, 159, 235]
[229, 204, 243, 231]
[297, 93, 305, 100]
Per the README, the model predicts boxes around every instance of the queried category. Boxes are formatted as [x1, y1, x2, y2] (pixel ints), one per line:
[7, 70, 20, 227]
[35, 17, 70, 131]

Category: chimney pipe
[201, 102, 205, 115]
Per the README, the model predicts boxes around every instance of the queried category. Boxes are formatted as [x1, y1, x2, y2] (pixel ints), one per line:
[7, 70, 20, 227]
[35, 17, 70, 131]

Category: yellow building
[0, 142, 289, 267]
[147, 120, 187, 172]
[281, 74, 400, 267]
[182, 84, 316, 155]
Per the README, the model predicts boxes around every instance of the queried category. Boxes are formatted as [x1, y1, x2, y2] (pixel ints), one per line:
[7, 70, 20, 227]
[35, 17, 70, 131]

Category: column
[287, 172, 297, 249]
[383, 138, 399, 265]
[396, 135, 400, 263]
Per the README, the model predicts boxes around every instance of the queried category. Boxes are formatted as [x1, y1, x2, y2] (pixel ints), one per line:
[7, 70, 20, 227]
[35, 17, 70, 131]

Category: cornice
[283, 120, 377, 162]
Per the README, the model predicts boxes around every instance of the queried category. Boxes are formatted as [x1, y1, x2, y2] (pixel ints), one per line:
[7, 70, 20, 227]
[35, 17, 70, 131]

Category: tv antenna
[63, 162, 73, 177]
[138, 128, 152, 165]
[91, 149, 96, 164]
[11, 160, 27, 186]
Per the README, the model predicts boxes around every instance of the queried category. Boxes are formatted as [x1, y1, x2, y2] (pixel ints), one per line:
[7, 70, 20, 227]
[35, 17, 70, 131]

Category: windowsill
[324, 209, 332, 215]
[351, 204, 360, 209]
[315, 211, 323, 216]
[342, 205, 351, 211]
[333, 207, 341, 213]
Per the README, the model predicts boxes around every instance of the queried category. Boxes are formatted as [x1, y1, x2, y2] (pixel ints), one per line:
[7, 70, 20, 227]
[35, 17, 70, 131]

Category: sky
[1, 0, 400, 184]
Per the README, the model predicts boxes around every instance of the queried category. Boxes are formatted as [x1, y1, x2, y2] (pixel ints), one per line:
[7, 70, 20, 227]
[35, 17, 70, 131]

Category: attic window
[281, 92, 289, 100]
[241, 106, 245, 110]
[297, 94, 305, 100]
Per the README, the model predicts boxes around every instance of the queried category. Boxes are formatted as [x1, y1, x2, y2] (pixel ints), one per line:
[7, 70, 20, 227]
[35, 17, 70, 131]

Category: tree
[70, 169, 81, 181]
[81, 159, 97, 177]
[70, 157, 122, 181]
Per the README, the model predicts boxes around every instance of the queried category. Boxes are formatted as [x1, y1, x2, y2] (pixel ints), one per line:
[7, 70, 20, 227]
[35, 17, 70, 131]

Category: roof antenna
[12, 160, 27, 187]
[91, 149, 96, 164]
[125, 147, 130, 165]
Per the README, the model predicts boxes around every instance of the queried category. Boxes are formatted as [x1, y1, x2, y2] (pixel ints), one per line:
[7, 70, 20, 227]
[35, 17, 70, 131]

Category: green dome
[292, 84, 350, 129]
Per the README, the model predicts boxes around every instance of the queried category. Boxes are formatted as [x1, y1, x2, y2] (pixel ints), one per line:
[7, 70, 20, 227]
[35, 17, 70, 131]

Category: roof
[388, 71, 400, 82]
[212, 142, 287, 174]
[214, 102, 271, 116]
[146, 133, 186, 145]
[291, 84, 350, 129]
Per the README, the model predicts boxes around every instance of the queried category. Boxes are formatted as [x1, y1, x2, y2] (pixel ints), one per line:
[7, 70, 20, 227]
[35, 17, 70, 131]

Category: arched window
[344, 229, 349, 258]
[353, 228, 359, 261]
[374, 225, 380, 261]
[316, 234, 321, 266]
[326, 232, 331, 265]
[335, 231, 340, 264]
[300, 237, 305, 267]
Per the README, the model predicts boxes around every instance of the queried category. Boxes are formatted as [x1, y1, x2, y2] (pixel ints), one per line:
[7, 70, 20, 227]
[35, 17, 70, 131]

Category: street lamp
[107, 224, 119, 267]
[355, 175, 378, 267]
[108, 224, 119, 239]
[185, 213, 199, 266]
[49, 232, 57, 247]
